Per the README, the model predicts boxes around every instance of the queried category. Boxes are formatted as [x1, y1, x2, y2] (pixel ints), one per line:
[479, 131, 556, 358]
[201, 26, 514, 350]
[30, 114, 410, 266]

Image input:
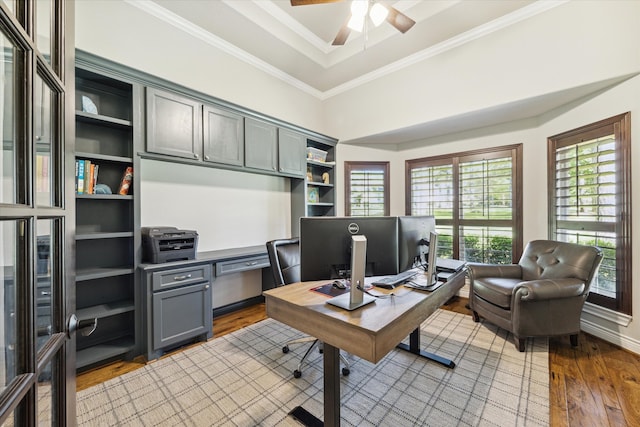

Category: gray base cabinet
[142, 262, 213, 361]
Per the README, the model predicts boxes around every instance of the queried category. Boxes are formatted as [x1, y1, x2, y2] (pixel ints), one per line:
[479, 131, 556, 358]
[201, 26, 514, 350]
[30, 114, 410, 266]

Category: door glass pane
[1, 30, 18, 205]
[35, 73, 55, 206]
[1, 220, 18, 393]
[37, 359, 55, 426]
[36, 0, 52, 64]
[36, 220, 53, 351]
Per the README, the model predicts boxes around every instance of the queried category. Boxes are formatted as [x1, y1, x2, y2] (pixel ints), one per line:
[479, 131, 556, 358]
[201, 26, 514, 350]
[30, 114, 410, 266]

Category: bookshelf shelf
[75, 266, 135, 282]
[77, 300, 135, 321]
[76, 231, 134, 240]
[75, 65, 139, 372]
[75, 110, 133, 128]
[75, 151, 133, 164]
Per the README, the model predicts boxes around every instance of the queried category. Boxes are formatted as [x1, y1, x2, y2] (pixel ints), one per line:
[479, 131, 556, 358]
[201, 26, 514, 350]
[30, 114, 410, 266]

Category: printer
[141, 226, 198, 263]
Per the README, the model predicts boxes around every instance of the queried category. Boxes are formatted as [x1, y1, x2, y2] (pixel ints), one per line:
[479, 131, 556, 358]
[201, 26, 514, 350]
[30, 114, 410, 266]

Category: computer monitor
[299, 216, 399, 281]
[397, 215, 436, 272]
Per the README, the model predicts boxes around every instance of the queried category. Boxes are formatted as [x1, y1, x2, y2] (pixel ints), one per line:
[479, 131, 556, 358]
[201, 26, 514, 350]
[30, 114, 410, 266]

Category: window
[548, 113, 631, 314]
[406, 145, 523, 262]
[345, 161, 389, 216]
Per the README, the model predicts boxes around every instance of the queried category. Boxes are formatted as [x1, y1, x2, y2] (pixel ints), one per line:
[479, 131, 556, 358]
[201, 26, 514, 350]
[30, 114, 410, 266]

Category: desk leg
[396, 328, 456, 369]
[288, 343, 340, 427]
[324, 343, 341, 426]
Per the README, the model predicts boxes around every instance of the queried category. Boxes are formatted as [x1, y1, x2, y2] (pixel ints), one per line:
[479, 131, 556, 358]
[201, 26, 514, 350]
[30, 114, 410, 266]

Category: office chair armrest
[514, 278, 586, 302]
[467, 263, 522, 281]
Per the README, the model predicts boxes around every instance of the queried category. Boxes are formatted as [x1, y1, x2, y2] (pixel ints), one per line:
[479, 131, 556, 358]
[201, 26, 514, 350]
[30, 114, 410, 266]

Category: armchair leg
[515, 337, 526, 352]
[570, 334, 579, 347]
[472, 311, 480, 323]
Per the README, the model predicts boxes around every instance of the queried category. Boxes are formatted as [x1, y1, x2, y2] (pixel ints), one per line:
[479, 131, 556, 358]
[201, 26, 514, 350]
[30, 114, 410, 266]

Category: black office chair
[266, 238, 350, 378]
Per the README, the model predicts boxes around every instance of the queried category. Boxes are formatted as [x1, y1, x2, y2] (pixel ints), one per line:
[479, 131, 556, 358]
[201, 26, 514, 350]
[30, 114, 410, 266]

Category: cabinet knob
[194, 153, 199, 159]
[204, 284, 210, 290]
[205, 155, 210, 160]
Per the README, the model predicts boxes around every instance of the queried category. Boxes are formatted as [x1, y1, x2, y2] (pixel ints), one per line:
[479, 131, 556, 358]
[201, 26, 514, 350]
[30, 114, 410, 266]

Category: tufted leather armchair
[467, 240, 603, 351]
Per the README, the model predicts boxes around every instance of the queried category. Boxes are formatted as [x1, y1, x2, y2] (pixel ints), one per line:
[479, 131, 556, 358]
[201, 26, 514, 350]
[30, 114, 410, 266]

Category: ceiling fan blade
[386, 6, 416, 33]
[290, 0, 343, 6]
[332, 24, 351, 45]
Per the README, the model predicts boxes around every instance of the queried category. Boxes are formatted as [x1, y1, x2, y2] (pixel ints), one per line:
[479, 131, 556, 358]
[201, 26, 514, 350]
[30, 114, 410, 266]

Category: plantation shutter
[345, 162, 389, 216]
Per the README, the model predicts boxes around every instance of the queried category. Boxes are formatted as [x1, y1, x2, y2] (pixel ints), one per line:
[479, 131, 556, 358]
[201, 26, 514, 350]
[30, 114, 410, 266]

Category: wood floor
[76, 298, 640, 426]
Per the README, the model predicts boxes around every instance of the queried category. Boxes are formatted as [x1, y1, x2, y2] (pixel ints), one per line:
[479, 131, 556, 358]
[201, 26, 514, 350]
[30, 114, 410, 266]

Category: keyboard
[371, 270, 417, 289]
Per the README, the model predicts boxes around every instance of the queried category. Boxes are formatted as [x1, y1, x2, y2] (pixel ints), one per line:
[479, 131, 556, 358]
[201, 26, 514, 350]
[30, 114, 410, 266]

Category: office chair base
[292, 339, 351, 378]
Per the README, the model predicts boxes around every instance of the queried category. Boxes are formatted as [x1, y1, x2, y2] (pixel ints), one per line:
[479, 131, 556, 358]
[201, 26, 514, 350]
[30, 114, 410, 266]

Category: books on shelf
[75, 159, 100, 194]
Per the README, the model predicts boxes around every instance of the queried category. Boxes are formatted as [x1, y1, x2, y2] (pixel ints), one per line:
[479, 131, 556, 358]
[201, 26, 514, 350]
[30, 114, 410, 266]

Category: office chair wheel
[342, 367, 350, 376]
[293, 369, 302, 378]
[282, 345, 290, 354]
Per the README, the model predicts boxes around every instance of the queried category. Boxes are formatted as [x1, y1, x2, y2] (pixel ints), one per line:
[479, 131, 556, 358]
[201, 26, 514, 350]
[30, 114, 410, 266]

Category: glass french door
[0, 0, 75, 425]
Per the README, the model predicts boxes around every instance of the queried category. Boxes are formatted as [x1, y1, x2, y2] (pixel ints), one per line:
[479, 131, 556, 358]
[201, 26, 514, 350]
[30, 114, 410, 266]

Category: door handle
[67, 314, 98, 338]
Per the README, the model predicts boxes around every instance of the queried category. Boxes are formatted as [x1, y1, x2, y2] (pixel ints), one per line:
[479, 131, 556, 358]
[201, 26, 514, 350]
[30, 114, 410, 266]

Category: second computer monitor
[397, 215, 437, 272]
[300, 216, 399, 281]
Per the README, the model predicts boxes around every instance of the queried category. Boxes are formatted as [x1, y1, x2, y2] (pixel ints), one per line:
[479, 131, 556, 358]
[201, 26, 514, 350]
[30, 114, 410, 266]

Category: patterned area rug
[77, 310, 549, 426]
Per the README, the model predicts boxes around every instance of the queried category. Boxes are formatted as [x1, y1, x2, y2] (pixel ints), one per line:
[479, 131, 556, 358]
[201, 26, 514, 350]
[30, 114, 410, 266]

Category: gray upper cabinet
[203, 105, 244, 167]
[245, 117, 277, 173]
[278, 128, 306, 177]
[146, 87, 202, 160]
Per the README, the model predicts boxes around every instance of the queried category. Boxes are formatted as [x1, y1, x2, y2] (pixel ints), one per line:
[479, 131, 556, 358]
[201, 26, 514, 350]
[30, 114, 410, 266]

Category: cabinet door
[203, 105, 244, 166]
[152, 282, 212, 351]
[278, 128, 306, 177]
[146, 87, 202, 160]
[245, 117, 277, 172]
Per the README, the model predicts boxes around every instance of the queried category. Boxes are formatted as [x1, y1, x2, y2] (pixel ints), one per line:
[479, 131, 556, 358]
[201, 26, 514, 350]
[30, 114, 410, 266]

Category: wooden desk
[263, 270, 466, 426]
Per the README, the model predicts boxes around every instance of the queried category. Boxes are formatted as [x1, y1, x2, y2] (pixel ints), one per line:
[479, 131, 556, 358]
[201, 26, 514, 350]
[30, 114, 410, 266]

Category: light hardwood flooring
[76, 298, 640, 426]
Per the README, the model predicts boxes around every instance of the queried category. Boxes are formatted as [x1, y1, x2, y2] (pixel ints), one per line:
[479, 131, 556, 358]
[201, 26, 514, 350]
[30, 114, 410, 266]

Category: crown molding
[125, 0, 567, 101]
[124, 0, 324, 98]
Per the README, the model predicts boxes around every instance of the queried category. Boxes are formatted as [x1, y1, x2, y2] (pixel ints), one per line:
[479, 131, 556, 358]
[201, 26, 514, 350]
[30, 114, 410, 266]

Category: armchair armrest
[514, 278, 586, 302]
[467, 263, 522, 280]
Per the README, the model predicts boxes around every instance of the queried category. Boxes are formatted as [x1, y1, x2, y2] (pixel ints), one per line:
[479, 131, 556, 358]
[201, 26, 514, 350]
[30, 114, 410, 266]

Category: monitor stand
[327, 292, 376, 311]
[327, 235, 375, 311]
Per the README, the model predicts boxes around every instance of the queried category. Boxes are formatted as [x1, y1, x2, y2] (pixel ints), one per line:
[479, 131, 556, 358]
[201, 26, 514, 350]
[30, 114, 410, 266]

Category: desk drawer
[151, 264, 211, 292]
[215, 255, 269, 276]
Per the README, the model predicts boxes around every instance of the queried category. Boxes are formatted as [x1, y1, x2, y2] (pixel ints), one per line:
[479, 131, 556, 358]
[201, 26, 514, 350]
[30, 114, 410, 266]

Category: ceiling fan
[290, 0, 416, 46]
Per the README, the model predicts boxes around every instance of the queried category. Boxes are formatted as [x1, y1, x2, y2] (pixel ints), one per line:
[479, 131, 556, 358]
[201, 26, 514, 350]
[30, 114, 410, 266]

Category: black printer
[141, 226, 198, 263]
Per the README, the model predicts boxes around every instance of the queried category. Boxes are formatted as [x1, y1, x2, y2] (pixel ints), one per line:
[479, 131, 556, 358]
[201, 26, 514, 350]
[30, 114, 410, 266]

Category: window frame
[405, 144, 523, 263]
[547, 112, 632, 314]
[344, 161, 390, 217]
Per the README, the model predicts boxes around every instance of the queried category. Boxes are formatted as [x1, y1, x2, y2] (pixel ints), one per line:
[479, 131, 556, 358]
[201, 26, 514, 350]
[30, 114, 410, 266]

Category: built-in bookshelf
[74, 65, 140, 371]
[291, 137, 337, 236]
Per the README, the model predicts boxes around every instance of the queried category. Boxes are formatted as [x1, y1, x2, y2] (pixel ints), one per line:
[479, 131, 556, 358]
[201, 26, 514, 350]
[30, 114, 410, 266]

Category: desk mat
[310, 282, 350, 297]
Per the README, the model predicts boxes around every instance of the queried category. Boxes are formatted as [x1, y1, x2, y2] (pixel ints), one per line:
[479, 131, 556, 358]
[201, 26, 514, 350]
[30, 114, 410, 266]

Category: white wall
[324, 0, 640, 143]
[140, 159, 291, 307]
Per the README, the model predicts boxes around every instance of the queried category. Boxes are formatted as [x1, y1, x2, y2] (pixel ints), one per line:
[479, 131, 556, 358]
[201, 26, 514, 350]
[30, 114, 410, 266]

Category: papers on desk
[404, 281, 445, 292]
[436, 258, 466, 272]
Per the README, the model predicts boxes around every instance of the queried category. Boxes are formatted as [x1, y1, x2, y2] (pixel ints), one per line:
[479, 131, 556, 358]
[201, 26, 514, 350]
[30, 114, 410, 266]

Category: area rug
[77, 310, 549, 426]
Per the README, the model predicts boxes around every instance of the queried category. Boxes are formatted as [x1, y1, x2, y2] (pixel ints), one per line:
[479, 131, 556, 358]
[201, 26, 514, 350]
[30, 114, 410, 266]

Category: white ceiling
[135, 0, 631, 145]
[147, 0, 539, 94]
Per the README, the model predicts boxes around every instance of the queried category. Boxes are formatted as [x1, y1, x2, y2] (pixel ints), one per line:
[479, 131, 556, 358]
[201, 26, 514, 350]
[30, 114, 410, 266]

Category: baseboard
[213, 296, 264, 317]
[581, 318, 640, 355]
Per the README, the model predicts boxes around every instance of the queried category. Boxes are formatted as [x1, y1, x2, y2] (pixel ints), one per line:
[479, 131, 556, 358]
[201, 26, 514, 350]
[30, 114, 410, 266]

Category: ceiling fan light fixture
[369, 2, 388, 27]
[347, 13, 365, 32]
[350, 0, 368, 17]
